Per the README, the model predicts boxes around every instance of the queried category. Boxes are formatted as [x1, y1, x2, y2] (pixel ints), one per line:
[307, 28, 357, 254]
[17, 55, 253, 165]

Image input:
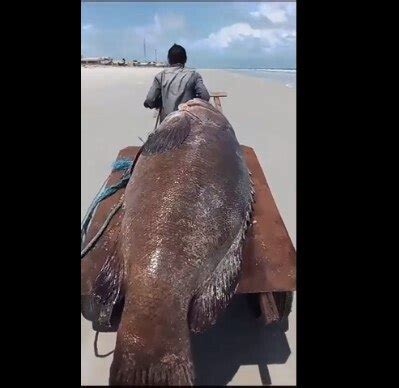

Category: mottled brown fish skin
[109, 99, 253, 385]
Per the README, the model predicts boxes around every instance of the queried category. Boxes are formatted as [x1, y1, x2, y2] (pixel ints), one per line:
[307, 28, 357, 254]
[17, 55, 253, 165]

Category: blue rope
[112, 159, 133, 172]
[81, 158, 134, 252]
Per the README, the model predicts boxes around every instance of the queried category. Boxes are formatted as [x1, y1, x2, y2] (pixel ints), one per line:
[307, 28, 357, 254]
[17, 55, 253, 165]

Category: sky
[81, 2, 296, 69]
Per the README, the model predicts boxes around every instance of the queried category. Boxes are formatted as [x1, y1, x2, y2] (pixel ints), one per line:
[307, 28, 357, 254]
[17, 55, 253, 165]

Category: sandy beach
[81, 67, 296, 386]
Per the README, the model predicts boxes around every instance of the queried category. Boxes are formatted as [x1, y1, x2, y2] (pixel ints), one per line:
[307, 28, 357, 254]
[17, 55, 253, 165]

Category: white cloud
[162, 14, 186, 31]
[82, 24, 93, 31]
[250, 3, 296, 24]
[197, 22, 295, 50]
[193, 3, 296, 52]
[81, 3, 295, 67]
[208, 23, 271, 48]
[134, 13, 186, 44]
[81, 13, 188, 61]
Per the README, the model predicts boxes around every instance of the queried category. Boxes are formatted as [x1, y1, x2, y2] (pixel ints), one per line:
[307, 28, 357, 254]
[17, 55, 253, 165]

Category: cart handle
[210, 92, 227, 113]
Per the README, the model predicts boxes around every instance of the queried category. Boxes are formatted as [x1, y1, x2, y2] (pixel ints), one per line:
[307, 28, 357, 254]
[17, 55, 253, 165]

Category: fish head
[178, 98, 233, 131]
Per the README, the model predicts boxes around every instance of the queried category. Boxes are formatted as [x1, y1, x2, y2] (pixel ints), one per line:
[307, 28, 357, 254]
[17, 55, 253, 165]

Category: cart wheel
[273, 291, 293, 319]
[273, 291, 293, 331]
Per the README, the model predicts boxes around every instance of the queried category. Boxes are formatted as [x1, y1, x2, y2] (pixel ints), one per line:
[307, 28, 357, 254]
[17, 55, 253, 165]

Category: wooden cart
[214, 92, 295, 324]
[81, 93, 296, 329]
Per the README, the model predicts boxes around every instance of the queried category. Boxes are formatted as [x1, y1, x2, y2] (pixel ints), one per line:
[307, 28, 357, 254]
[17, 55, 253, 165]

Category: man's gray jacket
[144, 64, 210, 121]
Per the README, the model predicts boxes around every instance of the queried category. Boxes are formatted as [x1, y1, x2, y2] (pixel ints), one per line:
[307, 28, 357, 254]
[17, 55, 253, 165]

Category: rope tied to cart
[81, 153, 143, 359]
[81, 147, 143, 259]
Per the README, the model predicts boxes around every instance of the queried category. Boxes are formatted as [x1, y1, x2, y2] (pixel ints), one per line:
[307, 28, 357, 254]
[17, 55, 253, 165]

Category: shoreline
[81, 65, 296, 88]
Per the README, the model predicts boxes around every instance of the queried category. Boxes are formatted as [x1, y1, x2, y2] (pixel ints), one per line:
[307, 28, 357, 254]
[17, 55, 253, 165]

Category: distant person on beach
[144, 44, 210, 122]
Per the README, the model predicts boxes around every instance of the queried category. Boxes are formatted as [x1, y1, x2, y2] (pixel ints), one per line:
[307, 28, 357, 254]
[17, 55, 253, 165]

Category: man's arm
[144, 76, 162, 109]
[194, 73, 210, 101]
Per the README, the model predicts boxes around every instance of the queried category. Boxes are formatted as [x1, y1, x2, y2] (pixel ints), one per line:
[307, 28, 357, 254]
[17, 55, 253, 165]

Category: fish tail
[109, 322, 194, 386]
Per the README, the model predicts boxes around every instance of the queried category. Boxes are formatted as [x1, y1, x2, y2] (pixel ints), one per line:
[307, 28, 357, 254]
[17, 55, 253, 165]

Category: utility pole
[143, 38, 147, 60]
[155, 49, 157, 62]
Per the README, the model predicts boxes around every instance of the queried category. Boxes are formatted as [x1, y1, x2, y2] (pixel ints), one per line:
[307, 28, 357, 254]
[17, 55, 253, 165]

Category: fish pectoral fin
[142, 112, 191, 155]
[81, 251, 125, 332]
[81, 295, 123, 333]
[93, 251, 125, 320]
[188, 173, 255, 333]
[188, 244, 242, 333]
[188, 223, 251, 333]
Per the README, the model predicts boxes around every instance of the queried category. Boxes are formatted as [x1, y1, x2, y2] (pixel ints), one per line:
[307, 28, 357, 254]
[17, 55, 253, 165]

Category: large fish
[84, 99, 254, 385]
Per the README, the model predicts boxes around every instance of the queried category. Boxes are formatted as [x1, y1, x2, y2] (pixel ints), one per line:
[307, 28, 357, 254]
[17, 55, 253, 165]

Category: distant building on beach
[81, 57, 113, 65]
[81, 39, 168, 68]
[81, 56, 167, 68]
[134, 60, 167, 67]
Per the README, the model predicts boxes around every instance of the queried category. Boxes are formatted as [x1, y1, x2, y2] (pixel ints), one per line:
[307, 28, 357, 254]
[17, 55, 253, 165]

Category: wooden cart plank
[82, 145, 296, 295]
[258, 293, 280, 325]
[237, 146, 296, 293]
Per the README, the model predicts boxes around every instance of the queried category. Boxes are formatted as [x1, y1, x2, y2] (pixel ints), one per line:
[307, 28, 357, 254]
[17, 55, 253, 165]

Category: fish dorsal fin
[142, 112, 191, 155]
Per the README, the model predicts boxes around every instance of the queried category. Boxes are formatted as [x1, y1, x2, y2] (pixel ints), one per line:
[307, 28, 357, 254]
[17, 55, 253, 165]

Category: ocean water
[226, 68, 296, 89]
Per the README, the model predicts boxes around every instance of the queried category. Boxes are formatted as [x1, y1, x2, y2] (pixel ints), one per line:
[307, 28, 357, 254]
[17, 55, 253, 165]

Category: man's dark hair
[168, 44, 187, 65]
